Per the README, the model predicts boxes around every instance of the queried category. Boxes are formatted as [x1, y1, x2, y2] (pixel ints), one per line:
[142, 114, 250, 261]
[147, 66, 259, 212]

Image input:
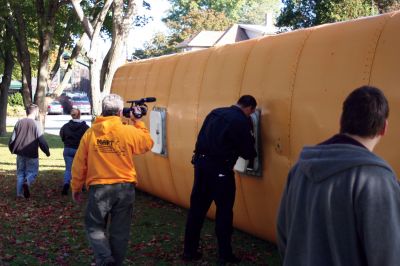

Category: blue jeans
[63, 147, 77, 185]
[16, 155, 39, 196]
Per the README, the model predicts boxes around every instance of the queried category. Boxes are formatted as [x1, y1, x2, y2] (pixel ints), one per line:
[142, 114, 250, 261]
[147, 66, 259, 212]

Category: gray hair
[102, 94, 124, 116]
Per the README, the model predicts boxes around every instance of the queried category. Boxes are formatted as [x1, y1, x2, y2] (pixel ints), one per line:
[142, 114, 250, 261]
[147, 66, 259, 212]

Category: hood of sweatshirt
[92, 116, 122, 135]
[298, 144, 393, 183]
[67, 120, 87, 131]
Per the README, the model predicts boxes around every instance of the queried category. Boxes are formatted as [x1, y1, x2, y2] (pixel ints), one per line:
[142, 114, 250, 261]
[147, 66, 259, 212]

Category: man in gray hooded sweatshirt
[277, 86, 400, 266]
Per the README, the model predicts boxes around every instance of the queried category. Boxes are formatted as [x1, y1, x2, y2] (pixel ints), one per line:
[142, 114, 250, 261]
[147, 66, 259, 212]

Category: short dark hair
[26, 104, 38, 115]
[340, 86, 389, 137]
[237, 95, 257, 109]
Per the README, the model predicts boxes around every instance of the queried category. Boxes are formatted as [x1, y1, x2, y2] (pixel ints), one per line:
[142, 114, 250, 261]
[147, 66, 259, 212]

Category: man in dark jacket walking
[60, 108, 89, 195]
[183, 95, 257, 265]
[277, 86, 400, 266]
[9, 104, 50, 198]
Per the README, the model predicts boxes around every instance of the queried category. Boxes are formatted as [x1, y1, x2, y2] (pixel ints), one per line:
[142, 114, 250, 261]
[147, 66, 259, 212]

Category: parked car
[47, 100, 64, 115]
[71, 96, 91, 114]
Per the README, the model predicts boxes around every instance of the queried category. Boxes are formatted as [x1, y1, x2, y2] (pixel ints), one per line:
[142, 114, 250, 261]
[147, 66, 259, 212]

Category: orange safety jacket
[71, 116, 154, 193]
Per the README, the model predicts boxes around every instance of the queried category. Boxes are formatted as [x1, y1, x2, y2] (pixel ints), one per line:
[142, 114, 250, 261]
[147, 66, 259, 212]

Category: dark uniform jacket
[60, 120, 89, 149]
[194, 105, 256, 169]
[277, 139, 400, 266]
[9, 118, 50, 158]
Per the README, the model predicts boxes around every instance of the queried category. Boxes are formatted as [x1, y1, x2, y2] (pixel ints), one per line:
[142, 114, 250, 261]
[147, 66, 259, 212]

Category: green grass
[0, 127, 281, 265]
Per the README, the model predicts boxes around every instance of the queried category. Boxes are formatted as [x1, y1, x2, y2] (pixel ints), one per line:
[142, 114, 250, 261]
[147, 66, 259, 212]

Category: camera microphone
[142, 97, 156, 103]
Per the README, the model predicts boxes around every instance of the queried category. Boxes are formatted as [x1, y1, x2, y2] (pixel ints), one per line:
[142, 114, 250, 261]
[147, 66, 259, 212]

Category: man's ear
[380, 119, 388, 136]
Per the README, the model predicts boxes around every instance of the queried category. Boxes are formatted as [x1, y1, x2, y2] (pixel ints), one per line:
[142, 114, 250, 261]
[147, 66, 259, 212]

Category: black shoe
[62, 183, 70, 195]
[23, 183, 30, 198]
[102, 257, 116, 266]
[217, 254, 241, 265]
[182, 251, 202, 261]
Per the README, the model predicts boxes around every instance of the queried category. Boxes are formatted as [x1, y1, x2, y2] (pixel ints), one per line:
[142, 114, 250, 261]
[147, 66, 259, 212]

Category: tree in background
[165, 0, 246, 22]
[167, 5, 232, 44]
[133, 32, 175, 59]
[71, 0, 151, 115]
[277, 0, 400, 30]
[375, 0, 400, 12]
[133, 5, 232, 59]
[5, 0, 82, 126]
[0, 15, 15, 136]
[133, 0, 280, 59]
[238, 0, 281, 24]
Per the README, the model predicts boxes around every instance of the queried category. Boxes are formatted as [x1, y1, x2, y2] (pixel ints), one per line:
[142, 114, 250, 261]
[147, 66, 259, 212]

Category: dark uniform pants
[184, 157, 236, 258]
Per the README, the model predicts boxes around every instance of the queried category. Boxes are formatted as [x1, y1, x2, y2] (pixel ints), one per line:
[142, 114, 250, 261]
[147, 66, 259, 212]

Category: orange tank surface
[111, 11, 400, 243]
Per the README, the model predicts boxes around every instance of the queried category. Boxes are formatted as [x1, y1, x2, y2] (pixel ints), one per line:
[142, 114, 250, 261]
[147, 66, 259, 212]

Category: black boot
[62, 183, 70, 195]
[23, 182, 30, 198]
[217, 254, 241, 265]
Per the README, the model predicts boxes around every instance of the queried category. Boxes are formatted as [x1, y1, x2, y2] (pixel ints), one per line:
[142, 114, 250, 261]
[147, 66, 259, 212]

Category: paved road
[6, 115, 92, 136]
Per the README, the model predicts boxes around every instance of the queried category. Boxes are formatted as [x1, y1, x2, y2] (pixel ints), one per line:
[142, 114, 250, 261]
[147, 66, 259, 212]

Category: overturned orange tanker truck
[111, 11, 400, 243]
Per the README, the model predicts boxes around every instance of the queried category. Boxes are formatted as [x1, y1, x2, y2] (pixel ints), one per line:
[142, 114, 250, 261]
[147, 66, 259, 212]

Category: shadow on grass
[0, 170, 281, 266]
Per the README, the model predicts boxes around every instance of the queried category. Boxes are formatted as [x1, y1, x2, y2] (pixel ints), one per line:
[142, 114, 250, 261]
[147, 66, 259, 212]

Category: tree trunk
[89, 59, 103, 116]
[71, 0, 138, 116]
[9, 3, 33, 107]
[49, 15, 74, 81]
[35, 0, 61, 127]
[36, 30, 54, 108]
[0, 19, 15, 136]
[101, 0, 137, 96]
[70, 0, 114, 116]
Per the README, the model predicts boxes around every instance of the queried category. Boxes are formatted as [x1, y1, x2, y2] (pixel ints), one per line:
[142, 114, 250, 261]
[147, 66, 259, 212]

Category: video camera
[122, 97, 156, 119]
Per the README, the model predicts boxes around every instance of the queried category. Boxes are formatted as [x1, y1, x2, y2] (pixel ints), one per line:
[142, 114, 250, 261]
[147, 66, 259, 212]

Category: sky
[127, 0, 171, 53]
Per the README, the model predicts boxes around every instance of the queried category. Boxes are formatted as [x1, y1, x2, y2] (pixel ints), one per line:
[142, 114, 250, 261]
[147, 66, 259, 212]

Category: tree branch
[50, 15, 74, 80]
[70, 0, 94, 38]
[91, 0, 114, 41]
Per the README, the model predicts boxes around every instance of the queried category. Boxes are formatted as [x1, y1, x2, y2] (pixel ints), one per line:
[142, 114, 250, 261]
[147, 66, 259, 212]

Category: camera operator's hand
[72, 191, 83, 204]
[130, 106, 142, 122]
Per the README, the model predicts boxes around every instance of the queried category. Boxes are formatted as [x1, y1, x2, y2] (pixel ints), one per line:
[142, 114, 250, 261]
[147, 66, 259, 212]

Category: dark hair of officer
[26, 104, 39, 115]
[237, 95, 257, 109]
[340, 85, 389, 137]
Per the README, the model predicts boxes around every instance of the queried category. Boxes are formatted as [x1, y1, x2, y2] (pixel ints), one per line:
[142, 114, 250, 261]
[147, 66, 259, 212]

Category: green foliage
[237, 0, 281, 24]
[167, 5, 233, 44]
[134, 4, 235, 59]
[277, 0, 400, 29]
[90, 0, 153, 38]
[375, 0, 400, 12]
[165, 0, 246, 22]
[8, 92, 23, 106]
[6, 105, 25, 117]
[133, 32, 177, 59]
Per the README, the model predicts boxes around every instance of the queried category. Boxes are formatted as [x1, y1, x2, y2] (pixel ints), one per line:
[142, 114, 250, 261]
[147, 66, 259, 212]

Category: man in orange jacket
[71, 94, 154, 266]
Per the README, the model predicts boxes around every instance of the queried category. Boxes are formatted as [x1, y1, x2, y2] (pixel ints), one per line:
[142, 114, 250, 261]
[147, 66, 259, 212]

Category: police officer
[183, 95, 257, 264]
